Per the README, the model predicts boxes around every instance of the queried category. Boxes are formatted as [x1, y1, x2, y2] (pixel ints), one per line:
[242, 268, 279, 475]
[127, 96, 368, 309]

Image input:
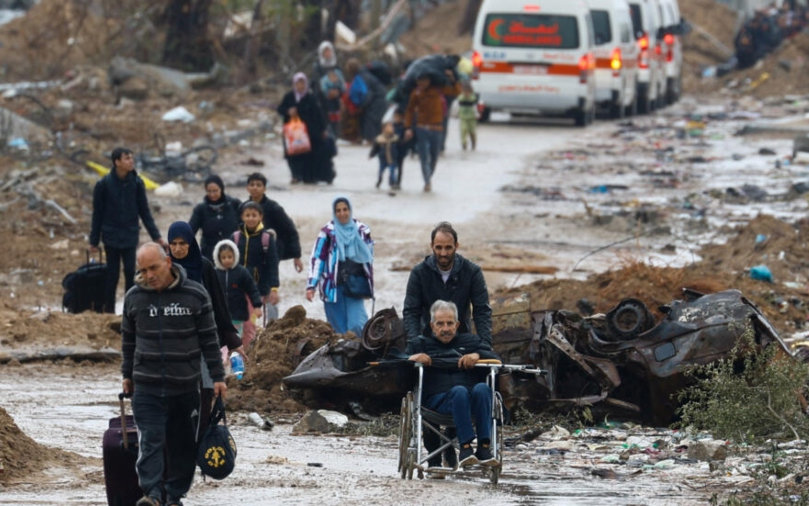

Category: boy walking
[369, 122, 399, 190]
[231, 202, 280, 350]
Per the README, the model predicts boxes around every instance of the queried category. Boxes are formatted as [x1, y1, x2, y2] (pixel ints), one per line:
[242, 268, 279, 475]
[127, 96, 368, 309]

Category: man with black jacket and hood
[403, 221, 492, 345]
[89, 147, 166, 313]
[403, 221, 492, 470]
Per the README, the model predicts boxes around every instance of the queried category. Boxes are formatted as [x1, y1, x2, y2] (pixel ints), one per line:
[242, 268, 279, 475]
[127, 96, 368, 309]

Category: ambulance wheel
[574, 107, 593, 127]
[637, 90, 651, 114]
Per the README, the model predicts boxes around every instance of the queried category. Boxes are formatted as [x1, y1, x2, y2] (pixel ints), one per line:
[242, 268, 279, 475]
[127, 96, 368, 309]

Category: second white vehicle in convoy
[586, 0, 639, 118]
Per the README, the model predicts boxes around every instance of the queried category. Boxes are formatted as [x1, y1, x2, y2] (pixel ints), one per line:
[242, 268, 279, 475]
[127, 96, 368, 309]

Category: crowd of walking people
[88, 35, 489, 505]
[274, 40, 477, 193]
[734, 1, 809, 69]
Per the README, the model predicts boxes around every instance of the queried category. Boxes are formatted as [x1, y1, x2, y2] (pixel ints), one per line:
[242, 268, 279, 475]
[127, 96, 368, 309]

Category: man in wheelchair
[405, 300, 501, 468]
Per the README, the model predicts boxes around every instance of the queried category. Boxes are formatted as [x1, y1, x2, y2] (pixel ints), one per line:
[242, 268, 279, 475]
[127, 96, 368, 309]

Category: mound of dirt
[680, 0, 739, 94]
[499, 214, 809, 336]
[398, 1, 473, 57]
[726, 31, 809, 98]
[0, 405, 86, 484]
[223, 305, 339, 414]
[0, 304, 121, 358]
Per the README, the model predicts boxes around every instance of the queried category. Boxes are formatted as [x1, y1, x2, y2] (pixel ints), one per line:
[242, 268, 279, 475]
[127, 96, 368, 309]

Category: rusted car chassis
[283, 290, 789, 425]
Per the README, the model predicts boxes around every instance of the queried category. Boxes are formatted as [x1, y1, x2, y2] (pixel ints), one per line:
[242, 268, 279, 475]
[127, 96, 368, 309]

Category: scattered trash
[240, 157, 265, 167]
[161, 106, 195, 123]
[153, 181, 183, 198]
[750, 265, 774, 283]
[248, 412, 273, 431]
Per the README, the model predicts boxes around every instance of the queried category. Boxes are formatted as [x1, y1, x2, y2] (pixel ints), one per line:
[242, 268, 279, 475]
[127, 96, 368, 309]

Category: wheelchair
[397, 359, 543, 484]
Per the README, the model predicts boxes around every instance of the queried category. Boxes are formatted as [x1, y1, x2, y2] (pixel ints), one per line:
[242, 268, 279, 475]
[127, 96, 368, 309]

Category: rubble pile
[681, 0, 809, 97]
[0, 405, 82, 484]
[224, 306, 339, 414]
[680, 0, 739, 94]
[501, 215, 809, 340]
[728, 31, 809, 99]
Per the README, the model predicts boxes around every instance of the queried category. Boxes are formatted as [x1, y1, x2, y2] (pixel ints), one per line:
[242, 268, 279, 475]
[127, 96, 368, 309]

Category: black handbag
[197, 396, 237, 480]
[337, 259, 373, 299]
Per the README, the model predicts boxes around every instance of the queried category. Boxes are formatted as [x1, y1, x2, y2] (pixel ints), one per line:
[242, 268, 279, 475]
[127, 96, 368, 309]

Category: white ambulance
[585, 0, 639, 118]
[471, 0, 597, 127]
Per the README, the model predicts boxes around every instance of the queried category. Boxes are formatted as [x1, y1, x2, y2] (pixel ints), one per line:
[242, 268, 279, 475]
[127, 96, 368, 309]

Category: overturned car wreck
[283, 290, 790, 426]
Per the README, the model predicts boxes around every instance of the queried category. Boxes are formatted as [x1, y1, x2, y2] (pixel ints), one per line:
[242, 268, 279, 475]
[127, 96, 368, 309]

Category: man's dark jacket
[403, 253, 492, 344]
[405, 332, 499, 399]
[253, 195, 302, 261]
[121, 264, 225, 397]
[90, 170, 161, 249]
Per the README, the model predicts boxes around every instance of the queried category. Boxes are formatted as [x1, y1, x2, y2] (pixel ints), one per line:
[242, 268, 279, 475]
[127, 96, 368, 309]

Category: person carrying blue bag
[305, 197, 374, 336]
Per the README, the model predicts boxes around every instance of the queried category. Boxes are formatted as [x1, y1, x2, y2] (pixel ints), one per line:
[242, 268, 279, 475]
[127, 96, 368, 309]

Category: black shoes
[476, 442, 497, 466]
[444, 446, 458, 470]
[459, 442, 479, 467]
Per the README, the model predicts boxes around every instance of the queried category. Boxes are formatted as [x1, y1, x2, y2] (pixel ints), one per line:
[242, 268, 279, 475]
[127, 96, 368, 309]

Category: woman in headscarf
[167, 221, 245, 435]
[305, 197, 374, 336]
[188, 174, 242, 261]
[312, 41, 346, 138]
[277, 72, 334, 184]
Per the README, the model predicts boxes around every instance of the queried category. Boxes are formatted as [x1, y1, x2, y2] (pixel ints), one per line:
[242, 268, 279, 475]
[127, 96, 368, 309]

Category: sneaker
[136, 497, 161, 506]
[444, 446, 458, 470]
[423, 183, 431, 192]
[459, 443, 478, 467]
[375, 177, 382, 189]
[476, 443, 497, 466]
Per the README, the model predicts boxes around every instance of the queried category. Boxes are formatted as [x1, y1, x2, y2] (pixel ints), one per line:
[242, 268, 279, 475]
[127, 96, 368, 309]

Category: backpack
[232, 229, 274, 259]
[349, 75, 369, 107]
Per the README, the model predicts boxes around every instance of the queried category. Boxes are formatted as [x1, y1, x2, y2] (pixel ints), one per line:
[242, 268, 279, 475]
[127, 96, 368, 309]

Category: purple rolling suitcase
[102, 393, 143, 506]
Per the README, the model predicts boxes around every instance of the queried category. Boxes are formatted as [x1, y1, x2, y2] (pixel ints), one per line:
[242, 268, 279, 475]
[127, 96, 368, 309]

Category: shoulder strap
[261, 231, 270, 253]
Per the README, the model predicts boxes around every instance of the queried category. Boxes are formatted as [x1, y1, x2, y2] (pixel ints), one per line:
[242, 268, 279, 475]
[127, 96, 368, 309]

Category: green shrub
[677, 328, 809, 444]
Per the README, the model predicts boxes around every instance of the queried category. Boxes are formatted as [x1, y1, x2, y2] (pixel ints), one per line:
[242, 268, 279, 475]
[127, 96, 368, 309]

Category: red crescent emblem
[488, 19, 504, 41]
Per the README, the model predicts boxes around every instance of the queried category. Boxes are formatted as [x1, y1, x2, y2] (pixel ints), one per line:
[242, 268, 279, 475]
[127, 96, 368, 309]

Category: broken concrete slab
[688, 439, 728, 461]
[292, 409, 349, 433]
[109, 57, 191, 99]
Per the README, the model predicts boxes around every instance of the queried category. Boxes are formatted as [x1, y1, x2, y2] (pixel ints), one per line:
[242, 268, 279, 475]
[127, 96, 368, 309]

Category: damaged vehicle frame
[283, 290, 789, 426]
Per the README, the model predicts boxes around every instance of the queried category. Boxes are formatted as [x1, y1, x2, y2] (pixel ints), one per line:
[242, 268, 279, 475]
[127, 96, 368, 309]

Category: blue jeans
[103, 245, 136, 313]
[415, 127, 442, 185]
[132, 389, 200, 502]
[324, 285, 368, 336]
[378, 160, 399, 186]
[425, 383, 491, 445]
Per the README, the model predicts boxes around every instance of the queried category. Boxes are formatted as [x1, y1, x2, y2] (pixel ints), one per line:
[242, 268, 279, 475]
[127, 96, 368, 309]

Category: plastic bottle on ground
[230, 352, 244, 380]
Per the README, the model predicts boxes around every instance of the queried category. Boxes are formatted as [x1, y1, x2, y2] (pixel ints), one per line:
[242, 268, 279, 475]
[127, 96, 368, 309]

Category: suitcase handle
[118, 392, 132, 449]
[87, 248, 104, 265]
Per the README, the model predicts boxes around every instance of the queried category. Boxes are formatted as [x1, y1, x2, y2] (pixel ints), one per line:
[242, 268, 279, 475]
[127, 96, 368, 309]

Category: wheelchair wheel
[398, 392, 414, 479]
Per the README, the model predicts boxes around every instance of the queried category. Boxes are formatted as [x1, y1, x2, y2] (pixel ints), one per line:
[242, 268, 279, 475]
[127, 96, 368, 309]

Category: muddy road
[0, 363, 713, 505]
[2, 97, 797, 504]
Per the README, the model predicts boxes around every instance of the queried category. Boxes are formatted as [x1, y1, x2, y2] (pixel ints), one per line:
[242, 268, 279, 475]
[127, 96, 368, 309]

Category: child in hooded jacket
[213, 239, 263, 338]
